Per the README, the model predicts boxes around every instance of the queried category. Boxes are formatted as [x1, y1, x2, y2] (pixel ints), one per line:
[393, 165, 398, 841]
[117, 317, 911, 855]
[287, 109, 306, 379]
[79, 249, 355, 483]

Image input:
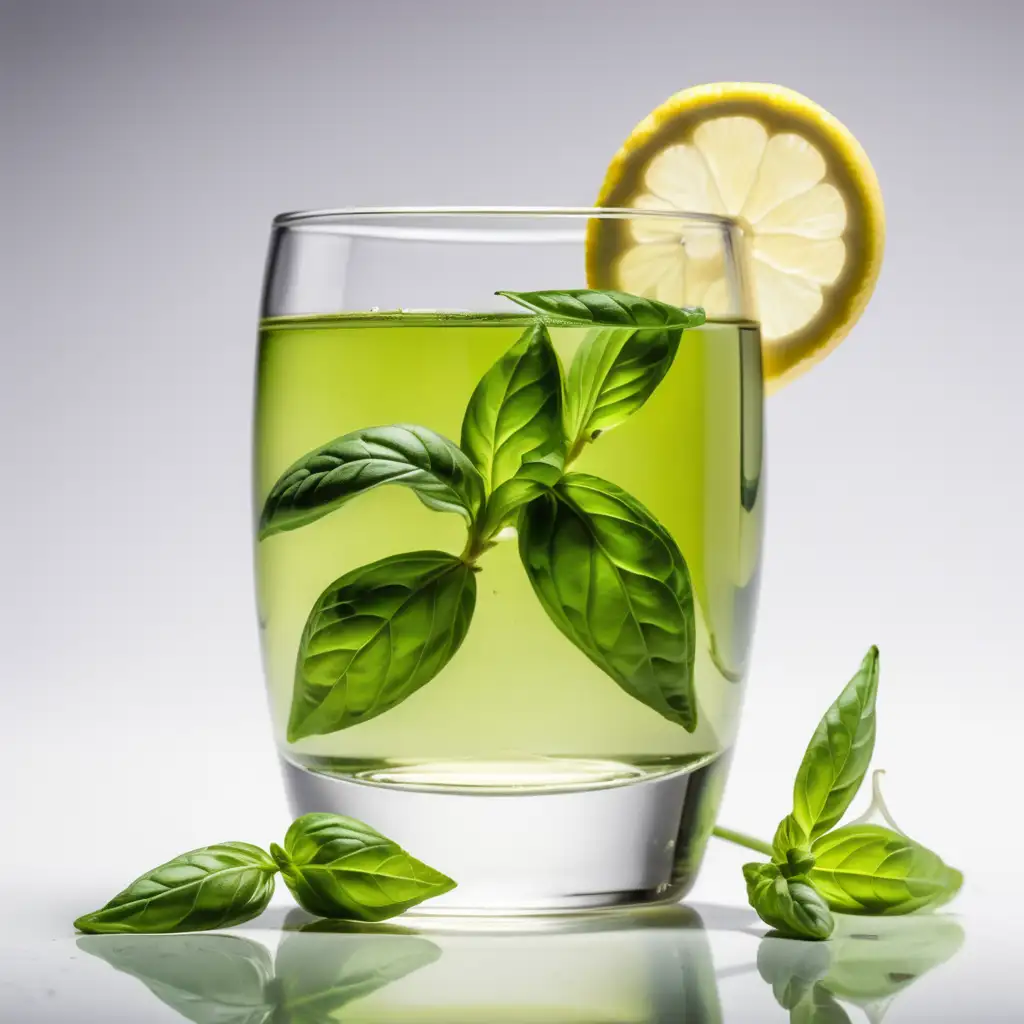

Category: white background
[3, 2, 1022, 1014]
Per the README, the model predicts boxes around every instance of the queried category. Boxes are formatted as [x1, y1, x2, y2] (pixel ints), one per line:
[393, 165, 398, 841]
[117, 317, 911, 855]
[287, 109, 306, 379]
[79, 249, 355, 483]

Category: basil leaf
[809, 824, 962, 915]
[743, 863, 834, 941]
[259, 424, 484, 539]
[460, 321, 565, 499]
[518, 472, 697, 730]
[74, 843, 278, 935]
[271, 814, 456, 922]
[756, 934, 832, 1010]
[773, 647, 880, 858]
[288, 551, 476, 741]
[563, 325, 682, 447]
[791, 985, 853, 1024]
[498, 288, 706, 329]
[778, 848, 817, 879]
[78, 934, 274, 1024]
[272, 929, 441, 1022]
[476, 453, 563, 541]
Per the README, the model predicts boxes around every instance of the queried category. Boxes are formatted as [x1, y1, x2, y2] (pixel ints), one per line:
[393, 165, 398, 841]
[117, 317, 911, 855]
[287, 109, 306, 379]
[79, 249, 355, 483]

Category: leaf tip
[73, 913, 97, 934]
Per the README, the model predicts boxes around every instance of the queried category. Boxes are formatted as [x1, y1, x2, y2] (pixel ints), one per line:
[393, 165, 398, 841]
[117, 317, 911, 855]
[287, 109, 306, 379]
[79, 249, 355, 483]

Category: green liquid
[255, 313, 763, 793]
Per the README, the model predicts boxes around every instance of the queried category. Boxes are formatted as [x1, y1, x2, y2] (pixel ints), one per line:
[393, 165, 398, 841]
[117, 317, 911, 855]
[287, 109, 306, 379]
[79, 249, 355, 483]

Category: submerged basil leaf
[809, 824, 963, 915]
[519, 472, 697, 730]
[272, 929, 441, 1023]
[74, 843, 278, 935]
[564, 325, 682, 447]
[498, 288, 705, 329]
[476, 453, 563, 541]
[259, 424, 484, 539]
[743, 863, 834, 942]
[78, 933, 274, 1024]
[498, 289, 705, 452]
[773, 648, 880, 858]
[271, 814, 456, 922]
[288, 551, 476, 741]
[460, 321, 565, 499]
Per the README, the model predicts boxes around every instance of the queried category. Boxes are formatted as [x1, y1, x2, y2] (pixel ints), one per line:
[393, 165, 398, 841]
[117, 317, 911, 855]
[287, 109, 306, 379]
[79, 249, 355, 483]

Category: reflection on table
[77, 903, 963, 1023]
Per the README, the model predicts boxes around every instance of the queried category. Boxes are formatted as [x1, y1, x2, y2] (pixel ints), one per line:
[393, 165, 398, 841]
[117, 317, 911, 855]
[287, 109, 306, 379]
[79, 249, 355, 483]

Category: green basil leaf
[460, 321, 565, 498]
[773, 647, 880, 858]
[272, 929, 441, 1022]
[259, 424, 485, 539]
[778, 848, 817, 879]
[809, 824, 963, 916]
[498, 288, 706, 329]
[518, 472, 697, 730]
[756, 934, 832, 1010]
[564, 325, 682, 446]
[74, 843, 278, 935]
[271, 814, 456, 922]
[743, 863, 834, 941]
[78, 934, 274, 1024]
[791, 985, 853, 1024]
[288, 551, 476, 741]
[476, 453, 564, 541]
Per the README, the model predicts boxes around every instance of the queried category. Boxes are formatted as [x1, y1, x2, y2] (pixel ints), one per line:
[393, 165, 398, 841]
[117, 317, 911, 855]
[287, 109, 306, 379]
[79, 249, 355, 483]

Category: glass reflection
[76, 904, 964, 1023]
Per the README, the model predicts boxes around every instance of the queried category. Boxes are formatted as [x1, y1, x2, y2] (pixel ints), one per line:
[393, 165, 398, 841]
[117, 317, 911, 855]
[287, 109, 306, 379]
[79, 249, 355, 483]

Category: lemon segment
[589, 83, 885, 391]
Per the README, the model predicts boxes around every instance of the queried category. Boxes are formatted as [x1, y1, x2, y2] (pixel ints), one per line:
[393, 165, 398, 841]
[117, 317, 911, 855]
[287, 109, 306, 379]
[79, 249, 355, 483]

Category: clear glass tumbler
[254, 208, 763, 912]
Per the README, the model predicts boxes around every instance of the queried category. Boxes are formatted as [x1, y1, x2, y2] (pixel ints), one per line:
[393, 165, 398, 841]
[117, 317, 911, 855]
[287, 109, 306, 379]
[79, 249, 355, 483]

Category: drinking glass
[255, 208, 763, 912]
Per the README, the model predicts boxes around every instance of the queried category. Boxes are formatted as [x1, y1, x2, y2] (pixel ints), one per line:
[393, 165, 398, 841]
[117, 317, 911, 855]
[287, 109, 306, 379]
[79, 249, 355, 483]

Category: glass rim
[273, 205, 735, 230]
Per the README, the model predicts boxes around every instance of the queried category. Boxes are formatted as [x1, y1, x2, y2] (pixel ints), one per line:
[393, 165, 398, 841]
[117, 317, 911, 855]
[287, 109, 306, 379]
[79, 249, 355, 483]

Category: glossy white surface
[4, 895, 1018, 1022]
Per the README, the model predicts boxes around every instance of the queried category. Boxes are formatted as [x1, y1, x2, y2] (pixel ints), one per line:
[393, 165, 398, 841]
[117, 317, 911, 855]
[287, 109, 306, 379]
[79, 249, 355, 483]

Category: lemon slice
[588, 83, 885, 391]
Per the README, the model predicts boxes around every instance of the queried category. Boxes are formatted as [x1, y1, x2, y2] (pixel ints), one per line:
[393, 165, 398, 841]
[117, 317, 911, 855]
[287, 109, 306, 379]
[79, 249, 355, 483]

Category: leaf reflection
[756, 914, 964, 1023]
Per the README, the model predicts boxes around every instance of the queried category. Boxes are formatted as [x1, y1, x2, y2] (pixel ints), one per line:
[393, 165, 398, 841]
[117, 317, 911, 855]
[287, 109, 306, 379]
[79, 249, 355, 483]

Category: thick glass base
[280, 753, 728, 914]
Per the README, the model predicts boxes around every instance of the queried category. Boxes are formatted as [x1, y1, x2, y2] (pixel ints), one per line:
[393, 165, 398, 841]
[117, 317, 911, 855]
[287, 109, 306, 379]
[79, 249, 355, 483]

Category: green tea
[255, 313, 763, 793]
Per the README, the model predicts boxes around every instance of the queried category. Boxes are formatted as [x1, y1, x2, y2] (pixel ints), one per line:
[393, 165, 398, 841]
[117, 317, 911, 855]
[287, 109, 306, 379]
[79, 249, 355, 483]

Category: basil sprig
[258, 289, 706, 735]
[714, 649, 963, 940]
[74, 813, 455, 934]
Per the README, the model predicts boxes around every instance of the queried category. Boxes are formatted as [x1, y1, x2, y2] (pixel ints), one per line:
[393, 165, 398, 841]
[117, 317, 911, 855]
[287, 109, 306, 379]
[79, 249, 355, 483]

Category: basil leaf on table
[288, 551, 476, 741]
[743, 862, 835, 941]
[259, 424, 485, 539]
[272, 929, 441, 1023]
[498, 288, 706, 328]
[74, 843, 278, 935]
[78, 933, 274, 1024]
[809, 823, 962, 915]
[460, 321, 565, 499]
[773, 647, 880, 859]
[270, 814, 456, 922]
[518, 472, 697, 730]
